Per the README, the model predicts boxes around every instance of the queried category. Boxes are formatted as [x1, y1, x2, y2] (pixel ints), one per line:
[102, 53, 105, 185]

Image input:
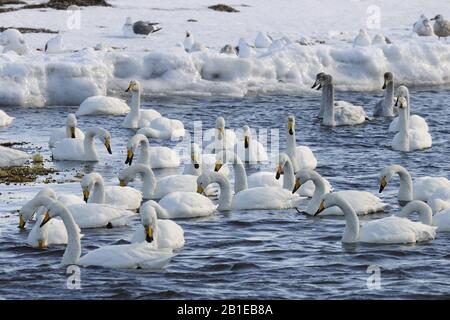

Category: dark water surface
[0, 89, 450, 299]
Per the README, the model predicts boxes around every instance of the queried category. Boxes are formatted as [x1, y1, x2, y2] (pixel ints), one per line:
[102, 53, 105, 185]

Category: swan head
[80, 172, 101, 202]
[382, 72, 393, 89]
[39, 201, 66, 228]
[311, 72, 325, 90]
[292, 169, 314, 193]
[276, 153, 290, 179]
[118, 165, 135, 187]
[185, 31, 191, 38]
[19, 189, 57, 228]
[394, 85, 409, 106]
[396, 96, 408, 109]
[197, 173, 213, 194]
[287, 115, 295, 135]
[378, 165, 403, 193]
[314, 192, 336, 216]
[140, 202, 157, 243]
[66, 113, 77, 138]
[431, 14, 443, 22]
[190, 143, 201, 169]
[125, 80, 140, 93]
[214, 150, 239, 172]
[98, 129, 112, 154]
[126, 134, 147, 165]
[215, 116, 226, 140]
[243, 125, 251, 148]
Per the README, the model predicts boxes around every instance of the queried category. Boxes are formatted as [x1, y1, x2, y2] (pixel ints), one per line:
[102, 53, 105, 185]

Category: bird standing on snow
[45, 34, 65, 54]
[183, 31, 195, 52]
[122, 17, 161, 37]
[431, 14, 450, 39]
[413, 14, 434, 36]
[0, 29, 29, 55]
[353, 29, 371, 47]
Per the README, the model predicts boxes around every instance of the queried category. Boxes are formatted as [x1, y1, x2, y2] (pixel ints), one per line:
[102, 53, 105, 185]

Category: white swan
[0, 109, 14, 127]
[286, 115, 317, 171]
[0, 146, 29, 167]
[76, 96, 130, 116]
[204, 116, 237, 153]
[396, 200, 450, 233]
[391, 97, 432, 152]
[125, 133, 180, 169]
[131, 201, 185, 249]
[119, 163, 197, 200]
[378, 165, 450, 205]
[197, 171, 305, 211]
[373, 72, 397, 117]
[276, 153, 329, 197]
[138, 116, 185, 140]
[48, 113, 85, 148]
[20, 192, 135, 229]
[52, 127, 112, 161]
[19, 192, 83, 249]
[236, 125, 268, 163]
[81, 172, 142, 210]
[388, 86, 429, 132]
[312, 73, 367, 126]
[294, 169, 386, 216]
[428, 188, 450, 213]
[39, 199, 172, 269]
[316, 193, 436, 244]
[353, 29, 371, 47]
[413, 15, 434, 36]
[123, 80, 161, 129]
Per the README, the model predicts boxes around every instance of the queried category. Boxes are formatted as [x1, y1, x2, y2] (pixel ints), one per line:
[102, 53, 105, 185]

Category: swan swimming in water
[315, 193, 436, 244]
[76, 96, 130, 116]
[122, 80, 162, 129]
[286, 115, 317, 172]
[373, 72, 397, 117]
[378, 165, 450, 205]
[125, 134, 180, 169]
[137, 116, 185, 140]
[197, 171, 305, 211]
[131, 201, 185, 249]
[293, 169, 386, 216]
[38, 198, 172, 269]
[388, 86, 428, 132]
[391, 97, 432, 152]
[312, 73, 367, 126]
[51, 127, 112, 161]
[396, 200, 450, 233]
[236, 125, 268, 163]
[48, 113, 85, 148]
[81, 172, 142, 211]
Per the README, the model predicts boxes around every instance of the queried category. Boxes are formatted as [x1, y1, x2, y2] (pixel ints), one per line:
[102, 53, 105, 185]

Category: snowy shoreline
[1, 0, 450, 106]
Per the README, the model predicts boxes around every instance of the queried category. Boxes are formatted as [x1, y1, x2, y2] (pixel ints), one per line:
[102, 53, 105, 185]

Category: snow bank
[1, 35, 450, 106]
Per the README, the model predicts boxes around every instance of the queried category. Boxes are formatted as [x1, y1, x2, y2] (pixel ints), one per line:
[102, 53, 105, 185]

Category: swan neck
[233, 160, 248, 193]
[322, 83, 335, 126]
[83, 129, 98, 161]
[383, 81, 394, 116]
[58, 205, 81, 266]
[308, 174, 328, 214]
[213, 173, 232, 210]
[396, 167, 413, 201]
[282, 158, 295, 190]
[90, 177, 105, 204]
[338, 199, 360, 242]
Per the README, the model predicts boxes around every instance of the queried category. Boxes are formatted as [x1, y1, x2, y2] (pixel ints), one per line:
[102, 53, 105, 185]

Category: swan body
[388, 86, 428, 132]
[286, 115, 317, 171]
[0, 146, 29, 167]
[391, 97, 431, 152]
[317, 194, 436, 244]
[428, 188, 450, 213]
[123, 80, 161, 129]
[126, 133, 180, 169]
[236, 125, 268, 163]
[38, 199, 172, 269]
[48, 113, 85, 147]
[197, 172, 304, 211]
[374, 72, 397, 117]
[379, 165, 450, 205]
[76, 96, 130, 116]
[52, 127, 112, 161]
[294, 169, 386, 215]
[396, 200, 450, 233]
[131, 202, 185, 249]
[413, 15, 434, 36]
[0, 109, 14, 127]
[312, 73, 366, 126]
[137, 116, 185, 140]
[248, 172, 282, 189]
[81, 172, 142, 210]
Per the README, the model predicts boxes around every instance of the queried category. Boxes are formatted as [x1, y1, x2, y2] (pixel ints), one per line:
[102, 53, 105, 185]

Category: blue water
[1, 88, 450, 299]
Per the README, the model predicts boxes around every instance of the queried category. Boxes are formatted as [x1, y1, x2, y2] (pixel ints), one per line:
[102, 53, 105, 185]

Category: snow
[0, 0, 449, 106]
